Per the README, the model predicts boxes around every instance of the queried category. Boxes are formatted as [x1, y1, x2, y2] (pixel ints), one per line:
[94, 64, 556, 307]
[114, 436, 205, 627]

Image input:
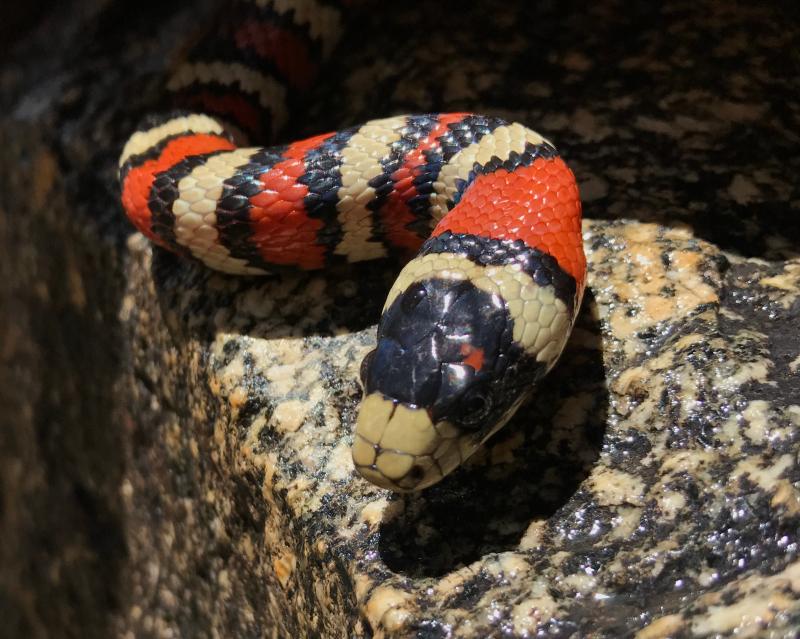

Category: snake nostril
[408, 465, 426, 482]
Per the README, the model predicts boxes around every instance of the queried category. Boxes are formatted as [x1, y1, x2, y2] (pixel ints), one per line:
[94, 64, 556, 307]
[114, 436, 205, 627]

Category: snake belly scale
[118, 1, 586, 491]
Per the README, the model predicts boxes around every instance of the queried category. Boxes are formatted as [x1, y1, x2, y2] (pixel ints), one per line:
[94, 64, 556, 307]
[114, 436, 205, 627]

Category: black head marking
[363, 277, 544, 435]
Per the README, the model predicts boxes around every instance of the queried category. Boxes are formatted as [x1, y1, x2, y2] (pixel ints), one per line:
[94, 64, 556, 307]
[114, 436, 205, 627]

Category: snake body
[118, 1, 586, 491]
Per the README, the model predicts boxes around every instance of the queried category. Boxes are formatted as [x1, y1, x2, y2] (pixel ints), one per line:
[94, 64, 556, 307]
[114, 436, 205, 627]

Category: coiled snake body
[119, 1, 586, 491]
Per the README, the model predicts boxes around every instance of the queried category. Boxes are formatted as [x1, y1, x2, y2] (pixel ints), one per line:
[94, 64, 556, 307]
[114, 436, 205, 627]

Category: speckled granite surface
[1, 1, 799, 637]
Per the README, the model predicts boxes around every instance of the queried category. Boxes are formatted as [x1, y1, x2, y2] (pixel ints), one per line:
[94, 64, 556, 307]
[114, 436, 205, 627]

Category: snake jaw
[352, 392, 479, 491]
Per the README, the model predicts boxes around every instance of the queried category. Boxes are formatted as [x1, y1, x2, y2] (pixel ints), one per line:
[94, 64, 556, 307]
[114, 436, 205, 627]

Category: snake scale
[118, 0, 586, 491]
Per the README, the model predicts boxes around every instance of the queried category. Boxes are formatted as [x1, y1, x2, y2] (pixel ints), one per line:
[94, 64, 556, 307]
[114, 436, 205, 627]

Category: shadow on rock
[150, 248, 402, 340]
[378, 290, 608, 579]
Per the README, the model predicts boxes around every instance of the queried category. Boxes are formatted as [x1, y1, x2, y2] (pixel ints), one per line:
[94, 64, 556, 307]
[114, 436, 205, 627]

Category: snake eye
[457, 387, 493, 429]
[360, 349, 375, 385]
[401, 281, 427, 313]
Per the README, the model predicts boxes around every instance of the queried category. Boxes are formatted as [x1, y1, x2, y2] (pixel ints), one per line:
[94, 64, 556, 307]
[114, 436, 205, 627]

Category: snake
[118, 0, 586, 492]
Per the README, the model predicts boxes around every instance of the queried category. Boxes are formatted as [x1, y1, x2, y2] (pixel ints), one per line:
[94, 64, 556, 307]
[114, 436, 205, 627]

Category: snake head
[352, 234, 580, 491]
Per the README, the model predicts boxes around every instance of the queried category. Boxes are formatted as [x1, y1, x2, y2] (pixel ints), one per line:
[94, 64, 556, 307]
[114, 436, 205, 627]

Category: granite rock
[1, 1, 799, 637]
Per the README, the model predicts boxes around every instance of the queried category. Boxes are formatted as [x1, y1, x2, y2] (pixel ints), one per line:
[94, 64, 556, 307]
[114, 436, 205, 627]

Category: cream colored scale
[429, 123, 552, 223]
[172, 148, 269, 275]
[168, 62, 289, 138]
[333, 116, 409, 262]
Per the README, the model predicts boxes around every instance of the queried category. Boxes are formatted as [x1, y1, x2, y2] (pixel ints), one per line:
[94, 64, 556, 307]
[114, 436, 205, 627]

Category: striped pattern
[162, 0, 346, 143]
[168, 62, 289, 138]
[233, 18, 318, 91]
[333, 116, 408, 261]
[171, 148, 269, 274]
[120, 113, 584, 281]
[119, 0, 586, 491]
[374, 113, 464, 252]
[247, 0, 343, 56]
[429, 122, 551, 221]
[118, 0, 585, 491]
[119, 114, 228, 172]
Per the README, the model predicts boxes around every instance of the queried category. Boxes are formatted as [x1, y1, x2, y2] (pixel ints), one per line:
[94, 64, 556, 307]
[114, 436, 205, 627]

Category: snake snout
[352, 392, 477, 491]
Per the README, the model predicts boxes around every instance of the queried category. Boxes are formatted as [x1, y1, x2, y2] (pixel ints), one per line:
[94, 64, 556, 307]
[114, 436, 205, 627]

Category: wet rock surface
[1, 1, 799, 637]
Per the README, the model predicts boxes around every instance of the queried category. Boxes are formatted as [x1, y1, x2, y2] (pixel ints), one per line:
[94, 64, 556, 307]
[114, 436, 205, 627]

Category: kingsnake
[118, 0, 586, 491]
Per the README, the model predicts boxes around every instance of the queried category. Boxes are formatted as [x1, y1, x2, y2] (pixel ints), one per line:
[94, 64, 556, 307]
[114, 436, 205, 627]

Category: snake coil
[119, 0, 586, 491]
